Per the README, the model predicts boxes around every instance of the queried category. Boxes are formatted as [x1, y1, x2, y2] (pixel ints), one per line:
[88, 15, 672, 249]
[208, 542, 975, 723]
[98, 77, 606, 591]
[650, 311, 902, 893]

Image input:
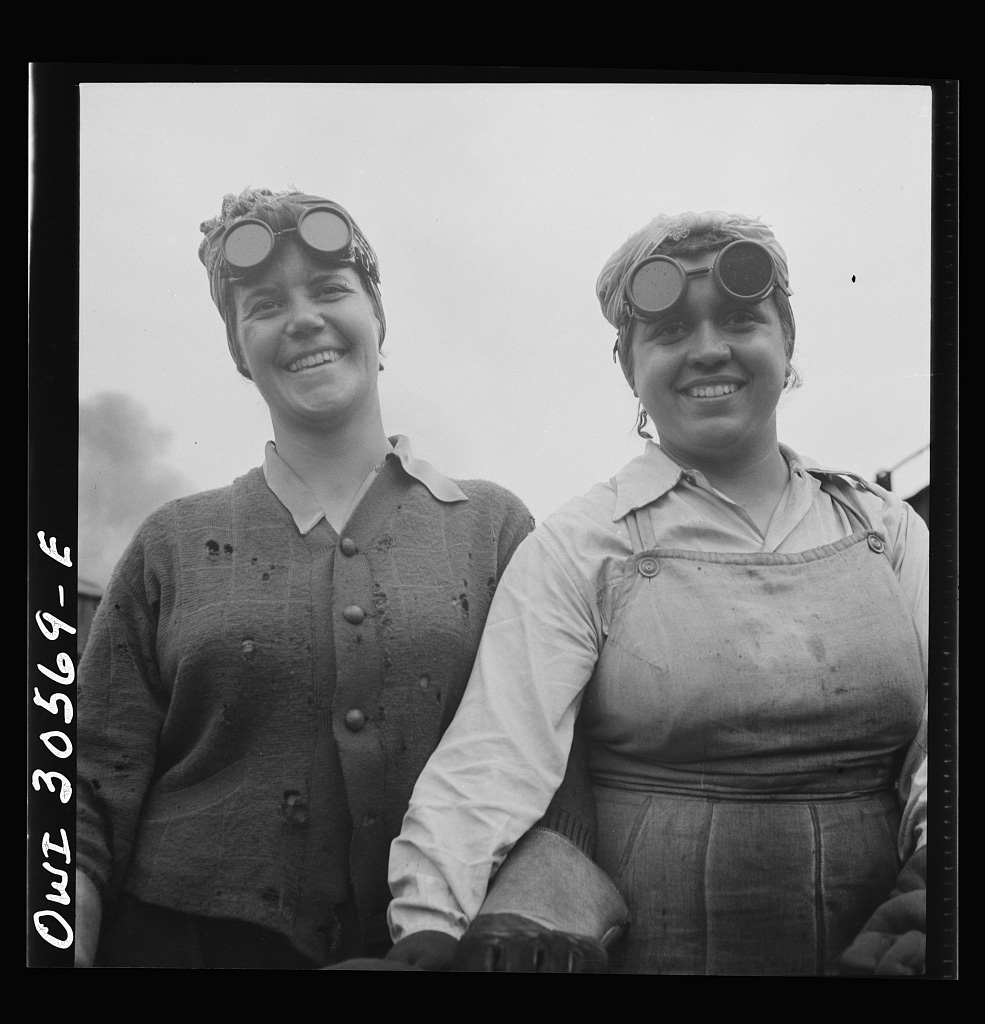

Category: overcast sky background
[76, 82, 932, 588]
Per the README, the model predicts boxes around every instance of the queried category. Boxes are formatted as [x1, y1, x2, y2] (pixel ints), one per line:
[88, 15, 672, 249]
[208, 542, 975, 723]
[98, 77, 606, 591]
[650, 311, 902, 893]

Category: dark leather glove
[453, 912, 608, 973]
[385, 930, 459, 971]
[837, 846, 927, 977]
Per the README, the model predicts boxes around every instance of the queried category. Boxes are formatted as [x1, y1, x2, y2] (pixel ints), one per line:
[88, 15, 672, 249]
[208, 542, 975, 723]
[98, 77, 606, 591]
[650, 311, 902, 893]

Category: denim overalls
[581, 479, 925, 975]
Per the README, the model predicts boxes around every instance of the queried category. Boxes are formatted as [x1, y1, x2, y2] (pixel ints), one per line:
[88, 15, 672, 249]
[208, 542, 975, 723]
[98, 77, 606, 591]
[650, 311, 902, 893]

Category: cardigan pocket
[124, 756, 297, 924]
[141, 758, 249, 821]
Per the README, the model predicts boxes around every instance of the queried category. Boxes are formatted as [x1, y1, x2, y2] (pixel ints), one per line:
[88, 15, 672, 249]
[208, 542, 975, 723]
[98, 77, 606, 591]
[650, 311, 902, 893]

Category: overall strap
[626, 508, 657, 554]
[812, 471, 880, 536]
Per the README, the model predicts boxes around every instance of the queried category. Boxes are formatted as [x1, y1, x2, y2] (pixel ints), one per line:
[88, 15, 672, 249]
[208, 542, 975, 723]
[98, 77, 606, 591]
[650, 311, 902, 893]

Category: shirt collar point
[610, 443, 685, 521]
[388, 435, 468, 503]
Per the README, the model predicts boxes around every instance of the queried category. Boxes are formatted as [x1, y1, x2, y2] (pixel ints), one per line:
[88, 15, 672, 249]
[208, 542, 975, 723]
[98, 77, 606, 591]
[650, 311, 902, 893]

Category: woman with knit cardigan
[74, 188, 534, 968]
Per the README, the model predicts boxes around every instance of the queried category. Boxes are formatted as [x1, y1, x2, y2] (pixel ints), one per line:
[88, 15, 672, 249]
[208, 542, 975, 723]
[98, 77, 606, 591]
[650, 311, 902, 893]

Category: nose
[686, 320, 731, 367]
[286, 296, 326, 337]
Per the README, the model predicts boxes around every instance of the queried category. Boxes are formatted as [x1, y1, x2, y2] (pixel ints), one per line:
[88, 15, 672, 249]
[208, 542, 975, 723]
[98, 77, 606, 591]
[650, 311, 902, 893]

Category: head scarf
[596, 210, 793, 332]
[198, 189, 385, 378]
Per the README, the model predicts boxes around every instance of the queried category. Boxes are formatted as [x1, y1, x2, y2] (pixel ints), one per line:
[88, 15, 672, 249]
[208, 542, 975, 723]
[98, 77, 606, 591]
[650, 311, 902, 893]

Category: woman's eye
[246, 299, 280, 317]
[652, 320, 687, 341]
[723, 309, 757, 329]
[316, 282, 350, 300]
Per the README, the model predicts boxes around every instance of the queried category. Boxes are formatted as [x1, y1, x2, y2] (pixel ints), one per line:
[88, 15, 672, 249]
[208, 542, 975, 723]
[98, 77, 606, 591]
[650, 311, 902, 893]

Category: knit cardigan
[77, 459, 534, 964]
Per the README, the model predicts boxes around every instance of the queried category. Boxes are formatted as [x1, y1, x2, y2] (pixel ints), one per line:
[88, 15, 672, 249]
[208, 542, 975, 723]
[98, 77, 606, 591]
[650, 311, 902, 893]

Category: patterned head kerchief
[198, 189, 385, 378]
[596, 210, 793, 333]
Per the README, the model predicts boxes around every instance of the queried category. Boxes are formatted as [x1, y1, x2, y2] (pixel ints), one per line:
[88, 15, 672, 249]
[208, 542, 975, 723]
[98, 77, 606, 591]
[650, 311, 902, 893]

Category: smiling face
[628, 251, 790, 473]
[231, 243, 383, 438]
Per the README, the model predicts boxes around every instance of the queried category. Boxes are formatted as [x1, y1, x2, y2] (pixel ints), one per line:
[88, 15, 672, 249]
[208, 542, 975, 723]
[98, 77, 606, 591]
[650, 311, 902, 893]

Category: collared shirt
[263, 434, 468, 534]
[388, 442, 929, 941]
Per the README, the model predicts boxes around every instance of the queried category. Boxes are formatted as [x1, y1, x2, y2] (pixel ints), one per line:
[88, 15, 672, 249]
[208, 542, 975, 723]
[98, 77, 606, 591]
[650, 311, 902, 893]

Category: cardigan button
[343, 605, 366, 624]
[344, 709, 366, 732]
[638, 556, 659, 578]
[867, 533, 886, 554]
[340, 537, 358, 557]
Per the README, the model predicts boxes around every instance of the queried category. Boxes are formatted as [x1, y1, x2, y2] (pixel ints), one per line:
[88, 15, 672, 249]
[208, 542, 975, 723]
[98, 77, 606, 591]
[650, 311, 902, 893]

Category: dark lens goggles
[219, 204, 355, 277]
[625, 239, 777, 320]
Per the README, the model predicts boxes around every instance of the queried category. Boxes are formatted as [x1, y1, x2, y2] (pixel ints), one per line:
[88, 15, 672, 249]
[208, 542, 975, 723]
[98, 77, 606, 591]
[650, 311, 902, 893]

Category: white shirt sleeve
[885, 498, 930, 859]
[387, 523, 604, 940]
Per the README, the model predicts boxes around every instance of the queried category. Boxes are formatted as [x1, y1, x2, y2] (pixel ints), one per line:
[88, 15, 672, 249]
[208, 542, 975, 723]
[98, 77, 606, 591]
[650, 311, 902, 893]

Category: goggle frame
[625, 239, 778, 322]
[219, 204, 356, 279]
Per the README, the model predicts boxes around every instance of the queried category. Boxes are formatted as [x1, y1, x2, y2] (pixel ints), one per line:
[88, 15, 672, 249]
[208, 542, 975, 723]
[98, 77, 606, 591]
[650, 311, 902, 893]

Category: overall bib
[581, 484, 925, 975]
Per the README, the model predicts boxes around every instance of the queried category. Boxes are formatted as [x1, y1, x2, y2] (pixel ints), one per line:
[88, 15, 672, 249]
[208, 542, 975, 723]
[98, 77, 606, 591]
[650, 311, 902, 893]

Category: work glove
[837, 846, 927, 977]
[453, 912, 608, 973]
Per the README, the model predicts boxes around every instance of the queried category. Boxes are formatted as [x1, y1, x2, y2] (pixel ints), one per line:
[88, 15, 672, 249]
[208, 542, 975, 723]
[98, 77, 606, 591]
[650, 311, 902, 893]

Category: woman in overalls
[387, 212, 928, 975]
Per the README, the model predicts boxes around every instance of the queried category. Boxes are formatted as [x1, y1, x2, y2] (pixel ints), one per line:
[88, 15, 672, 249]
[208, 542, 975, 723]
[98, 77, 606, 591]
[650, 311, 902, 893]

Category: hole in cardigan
[281, 790, 309, 825]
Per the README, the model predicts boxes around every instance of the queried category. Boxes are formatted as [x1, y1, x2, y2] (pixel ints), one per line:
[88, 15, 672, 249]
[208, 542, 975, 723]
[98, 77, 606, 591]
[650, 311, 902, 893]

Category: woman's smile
[287, 348, 345, 373]
[680, 379, 745, 399]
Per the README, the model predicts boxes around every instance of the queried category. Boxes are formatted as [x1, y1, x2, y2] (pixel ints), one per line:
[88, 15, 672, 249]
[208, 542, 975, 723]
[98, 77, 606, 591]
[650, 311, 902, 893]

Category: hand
[453, 913, 608, 973]
[837, 847, 927, 977]
[385, 930, 459, 971]
[837, 891, 926, 976]
[74, 871, 103, 968]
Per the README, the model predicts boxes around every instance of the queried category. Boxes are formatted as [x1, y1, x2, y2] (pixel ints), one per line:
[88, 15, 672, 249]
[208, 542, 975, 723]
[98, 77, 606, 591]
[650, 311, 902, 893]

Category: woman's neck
[696, 444, 789, 500]
[270, 408, 393, 521]
[660, 434, 790, 533]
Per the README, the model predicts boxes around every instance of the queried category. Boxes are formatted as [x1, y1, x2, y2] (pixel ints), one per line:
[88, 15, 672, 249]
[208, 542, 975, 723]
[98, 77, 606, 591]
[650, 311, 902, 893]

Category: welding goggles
[625, 239, 778, 321]
[219, 204, 357, 278]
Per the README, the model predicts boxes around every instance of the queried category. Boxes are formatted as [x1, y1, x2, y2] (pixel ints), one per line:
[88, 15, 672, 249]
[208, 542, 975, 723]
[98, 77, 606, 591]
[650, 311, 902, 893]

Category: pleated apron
[581, 489, 925, 975]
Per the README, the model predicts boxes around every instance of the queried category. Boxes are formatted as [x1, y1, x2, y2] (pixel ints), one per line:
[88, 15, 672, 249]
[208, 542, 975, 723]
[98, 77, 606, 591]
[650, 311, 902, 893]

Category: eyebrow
[307, 268, 354, 286]
[237, 267, 354, 304]
[237, 282, 277, 301]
